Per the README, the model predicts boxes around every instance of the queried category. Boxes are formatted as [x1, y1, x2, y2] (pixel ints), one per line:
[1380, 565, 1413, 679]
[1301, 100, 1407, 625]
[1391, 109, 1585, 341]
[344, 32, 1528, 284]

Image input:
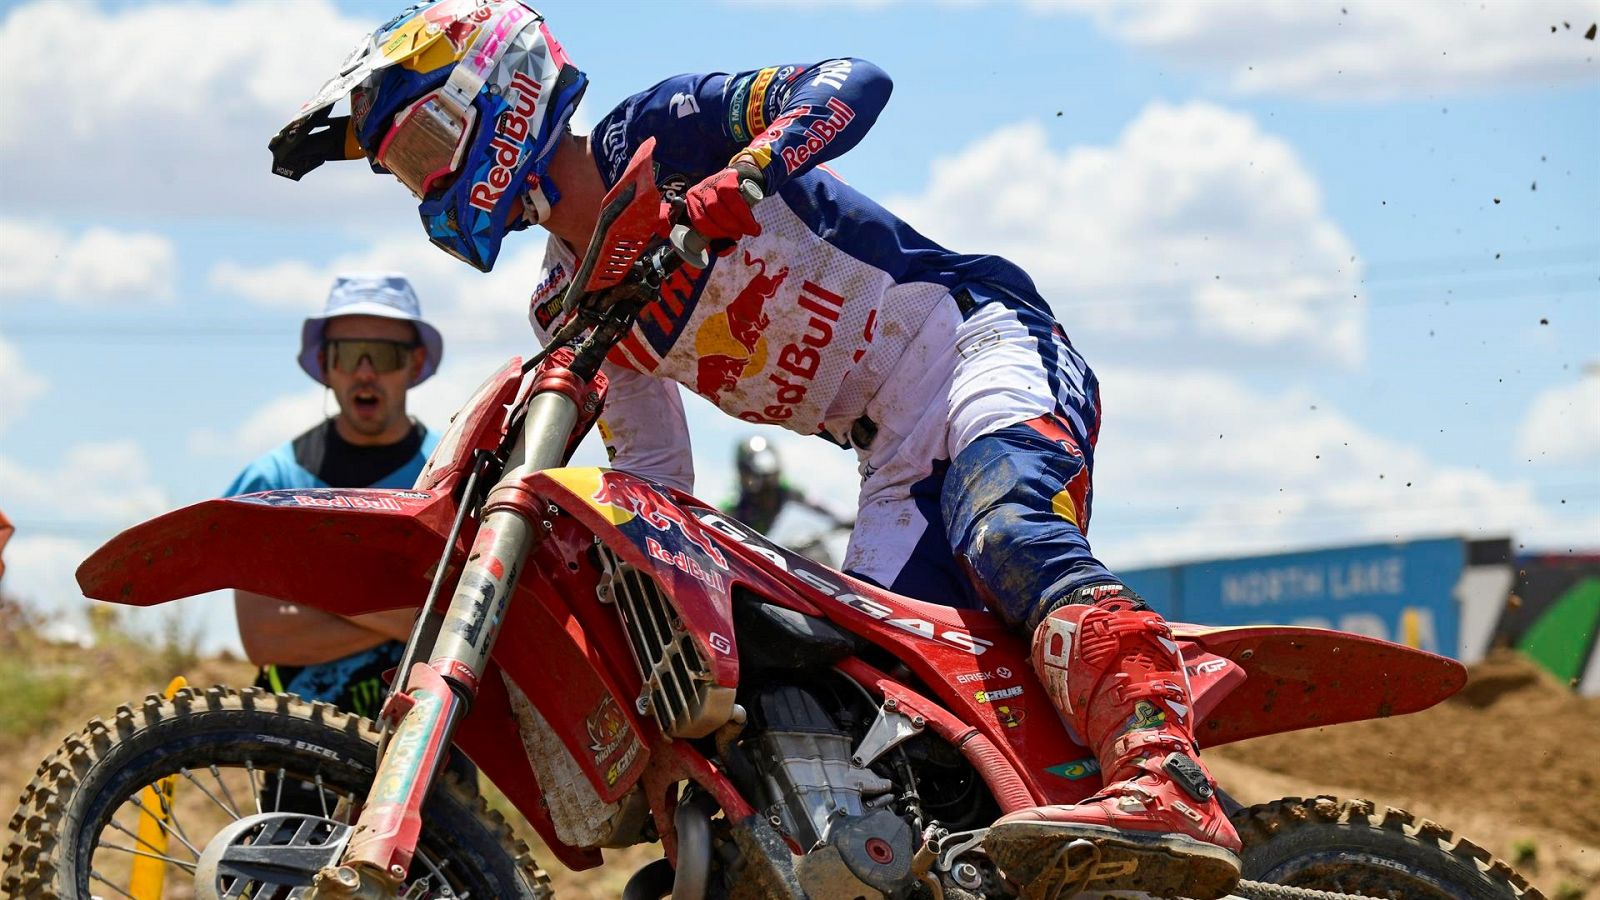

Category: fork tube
[328, 391, 579, 891]
[506, 390, 583, 477]
[427, 391, 579, 678]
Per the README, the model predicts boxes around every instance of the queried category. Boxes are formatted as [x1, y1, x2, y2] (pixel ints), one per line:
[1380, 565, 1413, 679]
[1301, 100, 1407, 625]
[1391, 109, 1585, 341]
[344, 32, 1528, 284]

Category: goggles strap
[522, 174, 555, 224]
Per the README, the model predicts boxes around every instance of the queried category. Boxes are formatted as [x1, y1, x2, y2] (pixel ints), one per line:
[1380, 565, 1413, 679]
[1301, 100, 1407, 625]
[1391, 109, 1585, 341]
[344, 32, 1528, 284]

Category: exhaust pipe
[622, 858, 675, 900]
[671, 792, 717, 900]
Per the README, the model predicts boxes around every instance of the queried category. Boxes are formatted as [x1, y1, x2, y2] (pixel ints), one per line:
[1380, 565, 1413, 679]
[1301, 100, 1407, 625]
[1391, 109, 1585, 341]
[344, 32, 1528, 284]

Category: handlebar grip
[669, 180, 766, 268]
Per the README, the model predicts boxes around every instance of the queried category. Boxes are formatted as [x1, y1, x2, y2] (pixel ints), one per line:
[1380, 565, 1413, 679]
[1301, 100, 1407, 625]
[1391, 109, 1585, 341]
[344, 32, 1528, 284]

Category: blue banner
[1122, 538, 1464, 656]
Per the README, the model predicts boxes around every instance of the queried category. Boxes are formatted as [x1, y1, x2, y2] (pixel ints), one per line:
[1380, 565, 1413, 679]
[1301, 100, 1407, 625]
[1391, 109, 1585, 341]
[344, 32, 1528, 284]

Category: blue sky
[0, 0, 1596, 651]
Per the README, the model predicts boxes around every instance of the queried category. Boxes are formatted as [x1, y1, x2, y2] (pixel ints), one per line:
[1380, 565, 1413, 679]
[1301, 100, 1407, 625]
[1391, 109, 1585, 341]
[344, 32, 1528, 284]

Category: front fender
[76, 487, 460, 615]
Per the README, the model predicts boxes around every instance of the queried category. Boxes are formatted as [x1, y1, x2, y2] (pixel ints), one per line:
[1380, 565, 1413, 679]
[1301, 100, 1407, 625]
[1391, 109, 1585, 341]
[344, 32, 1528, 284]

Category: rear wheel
[2, 685, 551, 899]
[1234, 796, 1543, 900]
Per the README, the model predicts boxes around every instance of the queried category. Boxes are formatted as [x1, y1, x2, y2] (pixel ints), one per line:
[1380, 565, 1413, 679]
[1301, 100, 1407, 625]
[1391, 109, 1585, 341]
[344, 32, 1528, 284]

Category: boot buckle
[1162, 751, 1215, 802]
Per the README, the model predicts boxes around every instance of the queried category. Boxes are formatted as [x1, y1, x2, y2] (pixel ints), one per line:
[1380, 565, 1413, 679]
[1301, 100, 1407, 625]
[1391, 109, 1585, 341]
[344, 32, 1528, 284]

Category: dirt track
[1211, 649, 1600, 896]
[3, 648, 1594, 897]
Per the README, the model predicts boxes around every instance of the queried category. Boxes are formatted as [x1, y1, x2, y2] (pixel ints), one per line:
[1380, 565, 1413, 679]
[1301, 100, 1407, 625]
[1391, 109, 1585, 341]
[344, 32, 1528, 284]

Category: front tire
[1235, 796, 1543, 900]
[3, 685, 551, 899]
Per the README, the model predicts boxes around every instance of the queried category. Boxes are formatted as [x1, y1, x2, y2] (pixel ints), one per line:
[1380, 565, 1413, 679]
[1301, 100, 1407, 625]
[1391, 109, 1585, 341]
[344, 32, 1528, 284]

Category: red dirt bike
[5, 142, 1541, 900]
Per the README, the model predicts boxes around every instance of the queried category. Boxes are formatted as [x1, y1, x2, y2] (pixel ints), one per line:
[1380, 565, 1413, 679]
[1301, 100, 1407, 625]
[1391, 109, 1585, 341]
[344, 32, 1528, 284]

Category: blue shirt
[227, 417, 438, 714]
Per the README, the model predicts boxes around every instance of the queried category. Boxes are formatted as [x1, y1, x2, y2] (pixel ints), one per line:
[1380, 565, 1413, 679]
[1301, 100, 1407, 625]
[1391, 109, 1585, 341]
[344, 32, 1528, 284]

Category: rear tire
[2, 685, 552, 899]
[1234, 796, 1544, 900]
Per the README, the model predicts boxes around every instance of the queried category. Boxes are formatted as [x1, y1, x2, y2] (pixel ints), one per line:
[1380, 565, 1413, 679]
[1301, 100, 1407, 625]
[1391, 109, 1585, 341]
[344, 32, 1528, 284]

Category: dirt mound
[1213, 649, 1600, 845]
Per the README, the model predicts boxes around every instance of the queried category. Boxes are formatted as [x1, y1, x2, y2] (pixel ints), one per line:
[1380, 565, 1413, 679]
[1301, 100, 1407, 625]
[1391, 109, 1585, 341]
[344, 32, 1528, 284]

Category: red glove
[683, 167, 763, 243]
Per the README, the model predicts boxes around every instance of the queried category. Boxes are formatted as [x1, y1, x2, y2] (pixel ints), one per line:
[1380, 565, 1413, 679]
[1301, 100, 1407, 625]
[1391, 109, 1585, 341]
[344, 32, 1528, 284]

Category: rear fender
[1172, 623, 1467, 746]
[76, 488, 459, 613]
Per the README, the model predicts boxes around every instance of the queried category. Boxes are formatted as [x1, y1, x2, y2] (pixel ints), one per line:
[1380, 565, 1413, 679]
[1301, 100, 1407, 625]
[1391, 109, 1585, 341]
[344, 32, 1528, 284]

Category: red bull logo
[693, 251, 788, 403]
[420, 0, 499, 52]
[592, 473, 729, 568]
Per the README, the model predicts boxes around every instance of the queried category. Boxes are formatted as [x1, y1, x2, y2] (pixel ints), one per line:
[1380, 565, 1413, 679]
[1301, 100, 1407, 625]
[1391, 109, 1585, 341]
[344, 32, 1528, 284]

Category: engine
[746, 684, 917, 896]
[723, 597, 1003, 896]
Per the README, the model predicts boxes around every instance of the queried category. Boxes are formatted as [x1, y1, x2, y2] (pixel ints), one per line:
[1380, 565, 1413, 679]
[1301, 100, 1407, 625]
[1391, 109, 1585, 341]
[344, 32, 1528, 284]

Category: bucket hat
[298, 273, 443, 386]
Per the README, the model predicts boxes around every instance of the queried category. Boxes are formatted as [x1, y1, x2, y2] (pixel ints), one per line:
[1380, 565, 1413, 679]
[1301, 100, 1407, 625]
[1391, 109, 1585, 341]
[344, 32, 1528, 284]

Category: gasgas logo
[694, 510, 995, 657]
[694, 251, 786, 404]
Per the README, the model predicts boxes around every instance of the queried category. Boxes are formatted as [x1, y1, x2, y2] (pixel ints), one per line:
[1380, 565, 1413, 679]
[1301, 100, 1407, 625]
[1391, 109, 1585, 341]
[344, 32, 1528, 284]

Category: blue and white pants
[842, 284, 1113, 632]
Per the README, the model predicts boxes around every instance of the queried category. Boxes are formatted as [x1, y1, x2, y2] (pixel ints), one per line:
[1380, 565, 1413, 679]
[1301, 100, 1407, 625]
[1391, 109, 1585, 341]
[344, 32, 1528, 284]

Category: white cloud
[1038, 0, 1600, 100]
[889, 103, 1363, 363]
[0, 0, 403, 221]
[206, 231, 551, 346]
[0, 335, 46, 433]
[188, 386, 326, 461]
[0, 219, 176, 303]
[0, 442, 170, 525]
[1089, 367, 1582, 566]
[1516, 373, 1600, 465]
[208, 260, 330, 311]
[0, 439, 174, 640]
[0, 534, 97, 638]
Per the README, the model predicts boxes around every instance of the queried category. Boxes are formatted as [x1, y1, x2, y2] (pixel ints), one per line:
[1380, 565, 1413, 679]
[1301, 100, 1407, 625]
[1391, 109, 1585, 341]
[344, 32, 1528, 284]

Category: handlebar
[527, 171, 766, 386]
[669, 179, 766, 269]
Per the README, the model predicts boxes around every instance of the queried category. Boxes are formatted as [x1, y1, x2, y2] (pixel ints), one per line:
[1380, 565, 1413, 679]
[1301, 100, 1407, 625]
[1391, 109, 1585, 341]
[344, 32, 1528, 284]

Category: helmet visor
[378, 92, 476, 199]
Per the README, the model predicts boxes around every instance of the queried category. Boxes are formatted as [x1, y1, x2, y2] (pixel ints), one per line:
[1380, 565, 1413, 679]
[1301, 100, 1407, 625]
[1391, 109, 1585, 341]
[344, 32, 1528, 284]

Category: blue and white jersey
[530, 59, 1047, 494]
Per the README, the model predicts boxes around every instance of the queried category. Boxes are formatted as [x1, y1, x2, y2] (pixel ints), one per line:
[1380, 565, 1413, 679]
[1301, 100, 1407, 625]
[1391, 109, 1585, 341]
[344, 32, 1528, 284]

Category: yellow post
[128, 675, 188, 899]
[1401, 607, 1422, 648]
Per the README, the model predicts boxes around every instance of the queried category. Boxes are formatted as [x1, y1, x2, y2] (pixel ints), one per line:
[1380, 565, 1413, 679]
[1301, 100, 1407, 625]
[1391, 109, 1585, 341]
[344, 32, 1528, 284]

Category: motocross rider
[727, 435, 848, 534]
[269, 2, 1239, 895]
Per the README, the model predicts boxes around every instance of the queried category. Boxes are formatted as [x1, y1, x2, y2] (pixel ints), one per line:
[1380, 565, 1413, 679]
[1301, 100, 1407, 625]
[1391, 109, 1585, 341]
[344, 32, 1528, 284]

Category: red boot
[986, 590, 1242, 899]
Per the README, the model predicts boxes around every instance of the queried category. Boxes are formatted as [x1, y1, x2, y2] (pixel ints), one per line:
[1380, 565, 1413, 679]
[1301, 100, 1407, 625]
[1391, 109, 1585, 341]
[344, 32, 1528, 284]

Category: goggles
[325, 339, 417, 374]
[377, 91, 477, 198]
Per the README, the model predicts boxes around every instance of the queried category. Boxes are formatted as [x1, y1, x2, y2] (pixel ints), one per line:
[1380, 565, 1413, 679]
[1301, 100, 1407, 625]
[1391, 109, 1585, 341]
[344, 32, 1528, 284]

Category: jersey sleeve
[595, 60, 891, 194]
[597, 369, 696, 494]
[728, 59, 892, 192]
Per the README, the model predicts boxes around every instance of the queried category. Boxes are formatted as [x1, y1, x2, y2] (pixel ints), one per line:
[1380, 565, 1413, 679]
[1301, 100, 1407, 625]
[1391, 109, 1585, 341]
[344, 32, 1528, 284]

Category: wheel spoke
[314, 771, 332, 820]
[273, 767, 286, 812]
[152, 779, 201, 855]
[97, 840, 199, 873]
[245, 758, 264, 815]
[214, 763, 249, 819]
[89, 869, 140, 900]
[180, 766, 242, 820]
[127, 792, 202, 859]
[105, 817, 185, 863]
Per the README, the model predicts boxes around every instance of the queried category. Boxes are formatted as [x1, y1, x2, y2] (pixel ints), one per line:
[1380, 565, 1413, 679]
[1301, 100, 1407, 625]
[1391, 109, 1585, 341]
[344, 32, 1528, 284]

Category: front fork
[310, 389, 581, 897]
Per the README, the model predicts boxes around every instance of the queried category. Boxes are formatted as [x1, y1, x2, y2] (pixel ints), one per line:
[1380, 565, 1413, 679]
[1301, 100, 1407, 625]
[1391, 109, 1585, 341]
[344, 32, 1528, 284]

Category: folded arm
[234, 590, 414, 666]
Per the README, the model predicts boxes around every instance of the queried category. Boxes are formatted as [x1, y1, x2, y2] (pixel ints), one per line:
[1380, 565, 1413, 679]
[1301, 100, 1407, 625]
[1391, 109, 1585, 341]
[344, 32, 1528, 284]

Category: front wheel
[1235, 796, 1543, 900]
[2, 685, 551, 899]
